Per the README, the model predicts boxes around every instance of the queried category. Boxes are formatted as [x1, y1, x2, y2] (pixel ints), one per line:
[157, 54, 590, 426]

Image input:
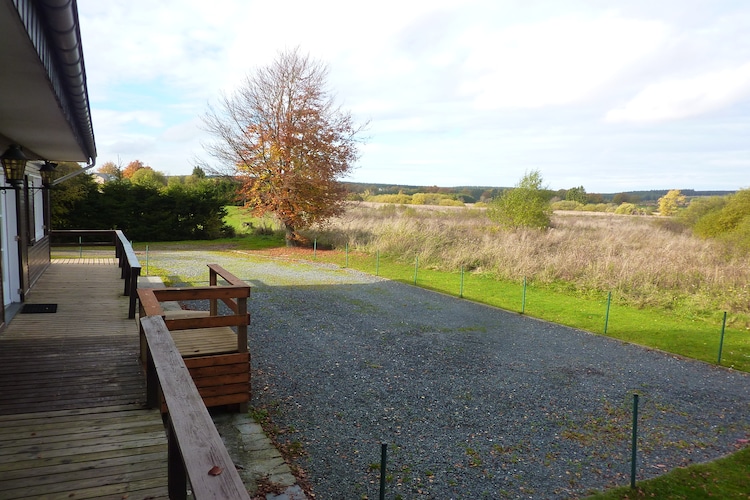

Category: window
[25, 176, 45, 244]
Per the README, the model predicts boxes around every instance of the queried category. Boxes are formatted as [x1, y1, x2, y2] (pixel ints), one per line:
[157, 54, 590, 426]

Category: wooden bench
[137, 264, 251, 412]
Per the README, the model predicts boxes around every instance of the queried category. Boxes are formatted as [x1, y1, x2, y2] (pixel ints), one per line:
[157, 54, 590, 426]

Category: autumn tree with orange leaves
[122, 160, 147, 179]
[203, 47, 365, 245]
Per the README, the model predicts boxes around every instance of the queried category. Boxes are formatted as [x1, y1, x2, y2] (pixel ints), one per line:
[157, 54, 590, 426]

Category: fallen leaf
[208, 465, 223, 476]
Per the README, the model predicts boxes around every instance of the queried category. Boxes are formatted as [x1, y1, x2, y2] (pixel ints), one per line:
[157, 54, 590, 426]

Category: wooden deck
[0, 261, 168, 499]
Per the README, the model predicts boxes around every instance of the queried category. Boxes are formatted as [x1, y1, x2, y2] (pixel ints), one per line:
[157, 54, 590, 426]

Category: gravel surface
[149, 249, 750, 499]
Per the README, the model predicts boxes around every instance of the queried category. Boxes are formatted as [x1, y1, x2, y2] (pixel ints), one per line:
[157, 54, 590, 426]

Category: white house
[0, 0, 96, 328]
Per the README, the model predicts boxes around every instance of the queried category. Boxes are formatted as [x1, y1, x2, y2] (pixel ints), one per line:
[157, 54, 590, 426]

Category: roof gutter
[51, 157, 96, 186]
[14, 0, 97, 162]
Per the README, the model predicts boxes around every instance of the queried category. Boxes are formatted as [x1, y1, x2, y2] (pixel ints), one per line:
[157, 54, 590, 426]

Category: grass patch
[224, 206, 282, 236]
[585, 445, 750, 499]
[131, 233, 286, 252]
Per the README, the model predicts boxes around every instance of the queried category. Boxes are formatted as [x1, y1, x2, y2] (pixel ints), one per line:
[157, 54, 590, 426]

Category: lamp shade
[1, 145, 28, 186]
[40, 161, 57, 187]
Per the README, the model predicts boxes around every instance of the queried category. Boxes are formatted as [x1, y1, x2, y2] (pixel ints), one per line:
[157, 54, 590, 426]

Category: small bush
[679, 196, 726, 227]
[721, 216, 750, 253]
[365, 193, 412, 204]
[439, 198, 464, 207]
[614, 203, 638, 215]
[689, 190, 750, 244]
[551, 200, 583, 211]
[582, 203, 614, 212]
[487, 170, 552, 230]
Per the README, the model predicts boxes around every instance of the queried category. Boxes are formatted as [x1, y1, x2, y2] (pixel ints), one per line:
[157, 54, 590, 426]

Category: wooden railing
[137, 264, 251, 411]
[138, 264, 249, 350]
[141, 315, 251, 499]
[50, 229, 142, 318]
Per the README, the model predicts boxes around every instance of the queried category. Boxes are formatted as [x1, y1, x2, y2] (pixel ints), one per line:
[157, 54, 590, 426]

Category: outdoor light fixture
[40, 161, 57, 187]
[1, 144, 28, 186]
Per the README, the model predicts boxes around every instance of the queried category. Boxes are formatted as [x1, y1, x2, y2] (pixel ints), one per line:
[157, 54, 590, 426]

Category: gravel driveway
[149, 249, 750, 499]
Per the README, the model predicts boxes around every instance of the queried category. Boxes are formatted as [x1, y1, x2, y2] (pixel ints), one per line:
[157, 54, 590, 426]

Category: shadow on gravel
[239, 279, 750, 499]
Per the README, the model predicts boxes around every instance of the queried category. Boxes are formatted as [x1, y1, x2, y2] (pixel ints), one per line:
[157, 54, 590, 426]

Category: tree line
[51, 162, 237, 241]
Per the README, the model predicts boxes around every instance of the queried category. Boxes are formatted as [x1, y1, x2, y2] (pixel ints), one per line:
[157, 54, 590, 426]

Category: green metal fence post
[379, 443, 388, 500]
[521, 277, 527, 314]
[630, 393, 639, 489]
[460, 266, 464, 298]
[718, 311, 727, 364]
[604, 291, 612, 334]
[376, 250, 380, 276]
[414, 255, 418, 285]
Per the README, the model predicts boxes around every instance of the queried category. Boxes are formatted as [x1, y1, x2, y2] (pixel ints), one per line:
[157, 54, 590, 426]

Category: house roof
[0, 0, 96, 164]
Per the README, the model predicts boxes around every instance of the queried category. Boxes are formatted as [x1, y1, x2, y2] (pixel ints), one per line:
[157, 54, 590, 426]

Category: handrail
[141, 315, 251, 499]
[50, 229, 142, 318]
[137, 264, 250, 354]
[114, 230, 141, 318]
[137, 290, 250, 362]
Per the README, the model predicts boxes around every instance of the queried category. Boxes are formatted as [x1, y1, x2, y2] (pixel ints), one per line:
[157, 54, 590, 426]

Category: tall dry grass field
[309, 203, 750, 326]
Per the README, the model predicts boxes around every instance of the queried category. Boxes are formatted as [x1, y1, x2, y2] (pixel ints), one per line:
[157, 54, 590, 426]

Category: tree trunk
[285, 225, 298, 247]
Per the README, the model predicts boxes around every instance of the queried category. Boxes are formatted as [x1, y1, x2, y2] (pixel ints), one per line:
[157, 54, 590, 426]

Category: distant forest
[343, 182, 735, 204]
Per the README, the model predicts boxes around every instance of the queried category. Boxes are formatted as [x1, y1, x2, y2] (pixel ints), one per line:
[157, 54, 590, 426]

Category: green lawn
[224, 206, 282, 237]
[584, 446, 750, 499]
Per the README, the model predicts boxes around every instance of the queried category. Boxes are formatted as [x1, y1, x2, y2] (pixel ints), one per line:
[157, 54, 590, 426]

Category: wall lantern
[40, 161, 57, 187]
[1, 144, 28, 187]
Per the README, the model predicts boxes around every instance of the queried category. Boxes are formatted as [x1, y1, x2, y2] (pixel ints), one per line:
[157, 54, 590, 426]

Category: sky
[77, 0, 750, 193]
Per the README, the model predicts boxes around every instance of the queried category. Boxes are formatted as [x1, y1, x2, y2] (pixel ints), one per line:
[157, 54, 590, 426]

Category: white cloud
[159, 119, 203, 143]
[460, 13, 669, 109]
[605, 63, 750, 123]
[92, 109, 164, 129]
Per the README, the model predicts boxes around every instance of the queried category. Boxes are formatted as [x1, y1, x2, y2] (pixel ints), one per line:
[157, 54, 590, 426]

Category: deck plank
[0, 261, 168, 497]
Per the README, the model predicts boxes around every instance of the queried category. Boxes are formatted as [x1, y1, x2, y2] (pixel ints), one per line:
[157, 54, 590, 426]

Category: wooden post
[167, 418, 188, 500]
[209, 267, 218, 317]
[128, 267, 140, 319]
[238, 294, 249, 412]
[146, 350, 159, 409]
[120, 252, 128, 279]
